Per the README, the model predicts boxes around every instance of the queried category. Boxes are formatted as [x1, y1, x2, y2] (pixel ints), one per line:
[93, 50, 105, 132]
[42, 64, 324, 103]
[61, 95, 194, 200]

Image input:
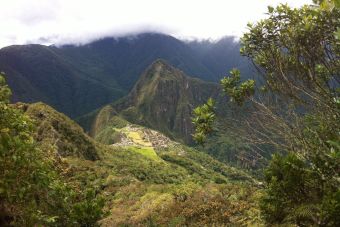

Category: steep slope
[188, 36, 253, 80]
[0, 33, 250, 118]
[0, 45, 124, 117]
[90, 59, 220, 144]
[85, 60, 270, 170]
[14, 101, 261, 226]
[58, 33, 216, 88]
[14, 102, 100, 160]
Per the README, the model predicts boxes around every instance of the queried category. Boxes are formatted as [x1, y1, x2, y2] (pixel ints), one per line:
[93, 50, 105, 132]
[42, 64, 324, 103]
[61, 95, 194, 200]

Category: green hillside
[22, 101, 262, 226]
[0, 44, 125, 118]
[1, 1, 339, 226]
[16, 102, 100, 160]
[68, 107, 262, 226]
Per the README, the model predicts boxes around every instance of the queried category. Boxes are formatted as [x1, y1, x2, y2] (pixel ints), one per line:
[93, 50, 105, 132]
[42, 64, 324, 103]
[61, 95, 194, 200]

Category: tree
[0, 73, 104, 226]
[193, 2, 340, 226]
[192, 98, 216, 145]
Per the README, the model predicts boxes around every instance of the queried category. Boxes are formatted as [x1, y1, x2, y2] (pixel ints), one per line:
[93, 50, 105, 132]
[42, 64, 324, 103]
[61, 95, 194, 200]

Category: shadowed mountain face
[90, 60, 221, 144]
[0, 44, 125, 118]
[0, 33, 250, 118]
[188, 36, 252, 79]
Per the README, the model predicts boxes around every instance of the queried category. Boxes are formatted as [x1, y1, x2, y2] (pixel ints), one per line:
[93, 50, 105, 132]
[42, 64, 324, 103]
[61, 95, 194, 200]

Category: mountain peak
[150, 58, 169, 67]
[141, 58, 184, 82]
[112, 62, 220, 144]
[148, 58, 175, 73]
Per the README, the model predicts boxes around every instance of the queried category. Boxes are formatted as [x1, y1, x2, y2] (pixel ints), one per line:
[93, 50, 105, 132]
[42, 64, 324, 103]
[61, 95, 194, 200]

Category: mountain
[15, 101, 261, 226]
[0, 33, 250, 118]
[188, 36, 253, 79]
[87, 59, 221, 144]
[0, 44, 125, 118]
[14, 102, 100, 160]
[83, 60, 271, 170]
[72, 106, 261, 226]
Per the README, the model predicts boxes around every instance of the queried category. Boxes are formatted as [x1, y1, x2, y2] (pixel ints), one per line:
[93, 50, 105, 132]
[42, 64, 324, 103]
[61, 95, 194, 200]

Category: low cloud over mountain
[0, 0, 311, 48]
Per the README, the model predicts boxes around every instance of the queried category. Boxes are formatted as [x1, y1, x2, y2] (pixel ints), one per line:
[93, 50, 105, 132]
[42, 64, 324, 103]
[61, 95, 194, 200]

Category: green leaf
[268, 6, 274, 13]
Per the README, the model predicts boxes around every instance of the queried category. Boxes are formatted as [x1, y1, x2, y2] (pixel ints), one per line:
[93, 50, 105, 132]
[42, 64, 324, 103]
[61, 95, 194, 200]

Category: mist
[0, 0, 312, 48]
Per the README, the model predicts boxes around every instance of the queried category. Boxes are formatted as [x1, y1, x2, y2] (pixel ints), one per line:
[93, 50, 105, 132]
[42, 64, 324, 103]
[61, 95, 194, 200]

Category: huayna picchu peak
[86, 59, 221, 144]
[2, 2, 338, 225]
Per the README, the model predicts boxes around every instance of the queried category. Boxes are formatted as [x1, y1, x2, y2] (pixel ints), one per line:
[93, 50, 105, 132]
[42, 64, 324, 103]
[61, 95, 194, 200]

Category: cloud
[0, 0, 312, 48]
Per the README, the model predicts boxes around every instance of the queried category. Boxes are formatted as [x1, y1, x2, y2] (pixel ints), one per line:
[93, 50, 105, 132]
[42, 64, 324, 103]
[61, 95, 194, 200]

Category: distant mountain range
[0, 33, 251, 118]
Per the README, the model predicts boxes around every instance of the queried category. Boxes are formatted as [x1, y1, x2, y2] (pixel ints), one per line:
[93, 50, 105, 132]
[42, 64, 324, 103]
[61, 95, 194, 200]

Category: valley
[1, 1, 339, 225]
[20, 101, 262, 226]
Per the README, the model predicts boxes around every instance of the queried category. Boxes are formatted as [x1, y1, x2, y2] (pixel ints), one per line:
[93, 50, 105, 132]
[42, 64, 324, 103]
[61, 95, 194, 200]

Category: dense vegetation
[70, 116, 262, 226]
[0, 72, 263, 226]
[194, 1, 340, 226]
[0, 74, 104, 226]
[1, 1, 339, 226]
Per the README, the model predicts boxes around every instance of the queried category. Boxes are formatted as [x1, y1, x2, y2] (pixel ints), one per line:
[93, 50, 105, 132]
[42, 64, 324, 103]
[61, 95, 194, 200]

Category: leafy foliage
[156, 184, 262, 226]
[0, 73, 104, 226]
[239, 3, 340, 226]
[191, 98, 216, 144]
[221, 68, 255, 105]
[260, 153, 340, 226]
[241, 3, 340, 107]
[193, 2, 339, 226]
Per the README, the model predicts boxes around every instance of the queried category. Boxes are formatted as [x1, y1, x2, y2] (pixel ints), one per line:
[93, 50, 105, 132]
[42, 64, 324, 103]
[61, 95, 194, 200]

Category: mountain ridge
[0, 33, 250, 118]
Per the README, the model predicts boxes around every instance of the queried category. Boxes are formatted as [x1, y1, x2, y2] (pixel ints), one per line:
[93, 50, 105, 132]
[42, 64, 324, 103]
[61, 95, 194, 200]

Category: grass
[127, 146, 160, 161]
[126, 131, 152, 147]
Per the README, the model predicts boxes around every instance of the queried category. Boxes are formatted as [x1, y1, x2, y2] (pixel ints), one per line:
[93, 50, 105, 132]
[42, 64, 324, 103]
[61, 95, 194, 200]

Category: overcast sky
[0, 0, 312, 48]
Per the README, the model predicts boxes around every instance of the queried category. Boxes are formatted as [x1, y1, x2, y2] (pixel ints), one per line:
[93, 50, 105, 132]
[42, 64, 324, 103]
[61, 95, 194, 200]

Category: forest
[0, 0, 339, 226]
